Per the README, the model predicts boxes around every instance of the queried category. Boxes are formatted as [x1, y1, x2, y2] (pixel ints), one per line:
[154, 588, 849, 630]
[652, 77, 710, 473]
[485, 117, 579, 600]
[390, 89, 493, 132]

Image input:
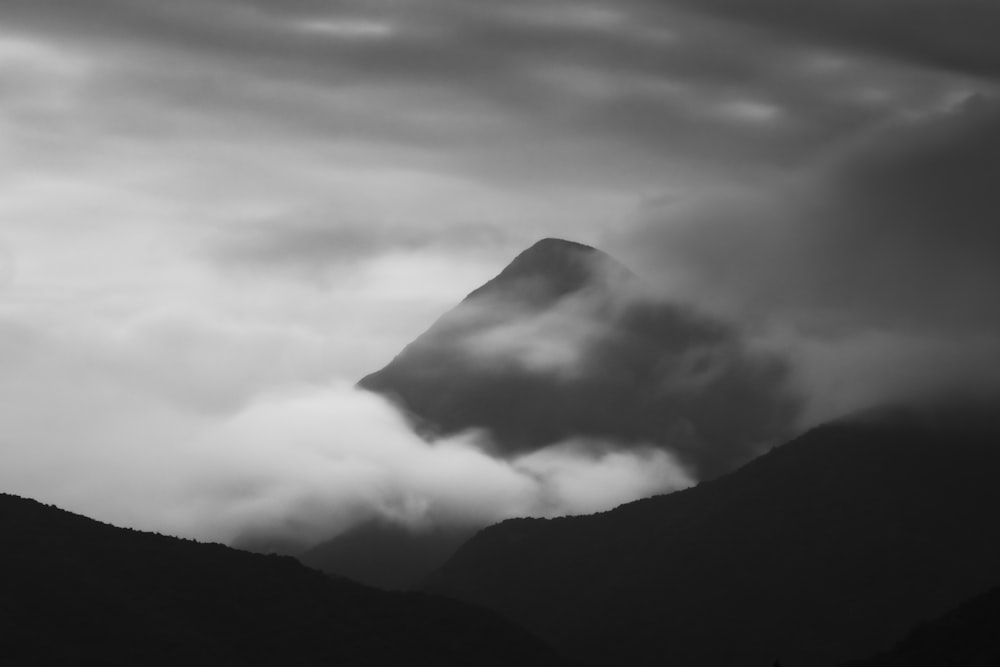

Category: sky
[1, 0, 999, 544]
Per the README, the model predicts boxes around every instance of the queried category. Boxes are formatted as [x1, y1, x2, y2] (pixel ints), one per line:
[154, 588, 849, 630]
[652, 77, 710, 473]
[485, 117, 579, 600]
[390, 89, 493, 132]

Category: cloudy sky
[1, 0, 998, 543]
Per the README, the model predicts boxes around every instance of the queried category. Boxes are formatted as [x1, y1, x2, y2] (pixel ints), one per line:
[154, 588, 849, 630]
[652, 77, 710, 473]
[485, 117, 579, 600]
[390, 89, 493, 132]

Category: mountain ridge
[421, 405, 1000, 667]
[298, 519, 476, 591]
[0, 492, 566, 666]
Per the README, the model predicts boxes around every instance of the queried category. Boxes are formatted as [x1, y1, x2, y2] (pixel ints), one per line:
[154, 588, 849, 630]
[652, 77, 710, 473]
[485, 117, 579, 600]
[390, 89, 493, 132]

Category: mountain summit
[460, 238, 631, 308]
[359, 238, 799, 479]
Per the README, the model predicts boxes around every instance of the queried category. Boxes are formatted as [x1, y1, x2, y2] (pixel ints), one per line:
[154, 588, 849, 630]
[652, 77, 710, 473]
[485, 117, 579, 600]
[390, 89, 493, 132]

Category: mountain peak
[505, 238, 601, 274]
[522, 237, 598, 255]
[359, 236, 799, 477]
[463, 237, 630, 307]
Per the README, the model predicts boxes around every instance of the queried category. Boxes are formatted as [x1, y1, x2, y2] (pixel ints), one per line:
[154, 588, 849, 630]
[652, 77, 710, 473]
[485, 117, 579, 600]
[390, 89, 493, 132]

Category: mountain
[848, 585, 1000, 667]
[0, 493, 566, 667]
[299, 520, 476, 590]
[422, 404, 1000, 667]
[360, 237, 799, 480]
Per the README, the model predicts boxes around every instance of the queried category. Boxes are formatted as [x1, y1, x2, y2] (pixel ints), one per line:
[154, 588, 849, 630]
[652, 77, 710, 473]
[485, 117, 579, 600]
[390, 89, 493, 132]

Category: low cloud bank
[0, 314, 691, 546]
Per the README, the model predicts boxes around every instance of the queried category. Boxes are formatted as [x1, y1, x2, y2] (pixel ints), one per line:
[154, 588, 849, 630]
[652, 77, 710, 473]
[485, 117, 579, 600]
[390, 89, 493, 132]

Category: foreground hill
[849, 586, 1000, 666]
[0, 494, 562, 667]
[423, 405, 1000, 667]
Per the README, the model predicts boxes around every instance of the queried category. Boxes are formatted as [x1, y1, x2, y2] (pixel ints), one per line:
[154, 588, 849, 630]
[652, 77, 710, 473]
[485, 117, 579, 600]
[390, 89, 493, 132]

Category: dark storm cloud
[627, 94, 1000, 331]
[814, 95, 1000, 329]
[659, 0, 1000, 80]
[0, 0, 969, 188]
[619, 94, 1000, 420]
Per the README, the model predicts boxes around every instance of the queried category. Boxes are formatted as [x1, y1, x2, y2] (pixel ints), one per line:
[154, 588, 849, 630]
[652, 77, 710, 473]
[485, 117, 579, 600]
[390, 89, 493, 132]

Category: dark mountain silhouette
[0, 493, 566, 667]
[360, 237, 800, 480]
[848, 585, 1000, 666]
[298, 520, 476, 590]
[230, 531, 312, 557]
[422, 404, 1000, 667]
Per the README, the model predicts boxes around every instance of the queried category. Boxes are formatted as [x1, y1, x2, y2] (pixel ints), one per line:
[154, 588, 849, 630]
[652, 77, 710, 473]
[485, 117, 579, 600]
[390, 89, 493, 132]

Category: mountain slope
[360, 237, 799, 479]
[0, 493, 564, 667]
[848, 585, 1000, 667]
[422, 405, 1000, 667]
[298, 520, 475, 590]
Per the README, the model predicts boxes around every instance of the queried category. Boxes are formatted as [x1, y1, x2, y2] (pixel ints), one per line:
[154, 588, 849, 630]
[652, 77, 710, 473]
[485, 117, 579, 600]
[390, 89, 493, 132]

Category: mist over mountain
[423, 404, 1000, 667]
[287, 236, 802, 588]
[361, 237, 801, 480]
[0, 493, 564, 667]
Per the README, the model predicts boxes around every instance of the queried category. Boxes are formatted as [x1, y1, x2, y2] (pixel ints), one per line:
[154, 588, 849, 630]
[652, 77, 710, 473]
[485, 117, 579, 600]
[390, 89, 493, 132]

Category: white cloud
[0, 314, 692, 545]
[289, 18, 397, 40]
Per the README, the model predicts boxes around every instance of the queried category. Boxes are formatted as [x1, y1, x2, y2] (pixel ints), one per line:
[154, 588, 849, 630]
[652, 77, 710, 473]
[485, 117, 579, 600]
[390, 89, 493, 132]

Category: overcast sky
[1, 0, 998, 542]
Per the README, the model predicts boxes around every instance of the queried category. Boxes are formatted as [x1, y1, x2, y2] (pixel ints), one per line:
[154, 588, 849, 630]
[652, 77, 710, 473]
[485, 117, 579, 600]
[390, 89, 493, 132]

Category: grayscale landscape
[1, 1, 999, 665]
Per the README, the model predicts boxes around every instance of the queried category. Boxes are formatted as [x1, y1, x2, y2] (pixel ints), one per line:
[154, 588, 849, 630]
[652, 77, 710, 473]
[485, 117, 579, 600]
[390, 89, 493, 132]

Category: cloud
[618, 94, 1000, 420]
[0, 243, 13, 291]
[0, 314, 692, 547]
[209, 213, 510, 281]
[658, 0, 1000, 80]
[0, 0, 973, 195]
[514, 440, 688, 516]
[625, 94, 1000, 329]
[451, 287, 617, 378]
